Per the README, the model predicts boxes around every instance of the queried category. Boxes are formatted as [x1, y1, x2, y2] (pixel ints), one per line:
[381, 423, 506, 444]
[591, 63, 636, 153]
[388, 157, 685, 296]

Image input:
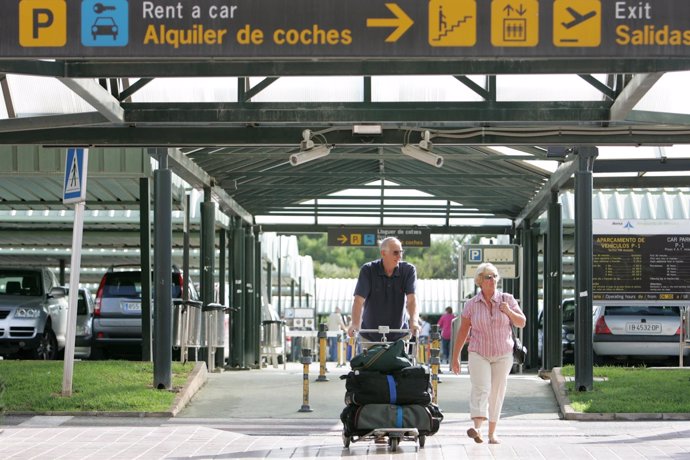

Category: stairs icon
[432, 15, 473, 41]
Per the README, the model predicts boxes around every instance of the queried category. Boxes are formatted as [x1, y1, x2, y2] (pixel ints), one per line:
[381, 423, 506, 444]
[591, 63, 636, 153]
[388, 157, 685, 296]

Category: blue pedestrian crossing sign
[63, 148, 89, 204]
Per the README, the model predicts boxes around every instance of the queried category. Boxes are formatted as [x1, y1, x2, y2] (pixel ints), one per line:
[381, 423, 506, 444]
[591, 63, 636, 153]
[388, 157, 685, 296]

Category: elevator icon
[491, 0, 539, 47]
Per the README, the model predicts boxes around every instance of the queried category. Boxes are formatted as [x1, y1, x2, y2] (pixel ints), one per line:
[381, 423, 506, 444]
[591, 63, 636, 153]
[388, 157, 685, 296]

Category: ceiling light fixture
[289, 129, 333, 166]
[353, 124, 383, 135]
[401, 130, 444, 168]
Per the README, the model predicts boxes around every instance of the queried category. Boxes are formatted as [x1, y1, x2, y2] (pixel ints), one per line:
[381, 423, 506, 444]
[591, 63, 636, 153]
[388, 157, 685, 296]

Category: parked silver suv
[0, 267, 68, 359]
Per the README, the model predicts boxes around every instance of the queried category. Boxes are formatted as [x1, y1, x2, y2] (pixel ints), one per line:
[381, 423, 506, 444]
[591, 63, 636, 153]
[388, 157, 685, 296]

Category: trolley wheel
[342, 431, 350, 448]
[419, 434, 426, 448]
[389, 437, 399, 451]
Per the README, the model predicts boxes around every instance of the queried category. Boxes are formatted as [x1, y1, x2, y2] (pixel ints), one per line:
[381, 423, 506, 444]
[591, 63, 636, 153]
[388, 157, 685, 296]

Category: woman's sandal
[488, 436, 500, 444]
[466, 427, 483, 444]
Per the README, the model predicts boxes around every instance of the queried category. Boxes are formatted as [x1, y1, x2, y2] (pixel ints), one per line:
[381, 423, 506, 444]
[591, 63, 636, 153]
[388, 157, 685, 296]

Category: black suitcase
[340, 403, 443, 436]
[342, 365, 432, 406]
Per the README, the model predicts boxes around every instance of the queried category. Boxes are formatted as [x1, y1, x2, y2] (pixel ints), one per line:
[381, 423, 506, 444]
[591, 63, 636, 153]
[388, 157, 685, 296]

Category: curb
[550, 367, 690, 421]
[170, 361, 208, 416]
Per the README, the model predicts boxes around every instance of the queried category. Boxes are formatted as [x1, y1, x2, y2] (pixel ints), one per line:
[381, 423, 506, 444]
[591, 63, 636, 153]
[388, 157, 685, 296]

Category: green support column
[521, 220, 539, 370]
[574, 147, 597, 392]
[217, 229, 227, 369]
[254, 230, 262, 366]
[200, 188, 216, 365]
[226, 227, 234, 368]
[139, 177, 152, 362]
[544, 194, 563, 371]
[231, 219, 246, 369]
[152, 149, 172, 390]
[244, 226, 257, 368]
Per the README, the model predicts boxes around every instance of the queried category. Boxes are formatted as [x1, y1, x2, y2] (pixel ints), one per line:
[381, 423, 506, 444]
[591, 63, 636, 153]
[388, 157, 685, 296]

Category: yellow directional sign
[366, 3, 414, 43]
[553, 0, 601, 47]
[428, 0, 476, 47]
[327, 227, 430, 247]
[491, 0, 539, 47]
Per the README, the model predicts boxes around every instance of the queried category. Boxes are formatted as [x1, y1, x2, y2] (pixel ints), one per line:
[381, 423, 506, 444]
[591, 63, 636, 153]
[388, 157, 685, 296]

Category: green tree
[298, 234, 467, 279]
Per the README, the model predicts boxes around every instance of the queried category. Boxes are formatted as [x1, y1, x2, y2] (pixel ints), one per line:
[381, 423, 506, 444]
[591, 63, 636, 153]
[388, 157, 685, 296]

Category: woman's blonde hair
[474, 262, 500, 286]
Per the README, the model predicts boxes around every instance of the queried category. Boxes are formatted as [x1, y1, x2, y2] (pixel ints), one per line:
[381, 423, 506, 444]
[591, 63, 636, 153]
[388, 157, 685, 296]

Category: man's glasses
[483, 274, 498, 280]
[390, 250, 404, 256]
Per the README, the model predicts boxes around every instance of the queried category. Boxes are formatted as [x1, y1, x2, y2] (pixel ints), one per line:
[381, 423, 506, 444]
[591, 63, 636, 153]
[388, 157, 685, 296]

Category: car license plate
[121, 301, 142, 312]
[625, 322, 661, 334]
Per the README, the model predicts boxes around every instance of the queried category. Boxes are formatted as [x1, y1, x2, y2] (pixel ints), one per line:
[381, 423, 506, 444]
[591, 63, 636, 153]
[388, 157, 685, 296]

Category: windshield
[0, 269, 43, 296]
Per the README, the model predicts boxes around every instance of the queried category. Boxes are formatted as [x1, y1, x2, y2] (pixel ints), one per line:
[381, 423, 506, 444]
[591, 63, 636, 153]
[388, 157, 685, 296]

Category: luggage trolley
[343, 326, 426, 452]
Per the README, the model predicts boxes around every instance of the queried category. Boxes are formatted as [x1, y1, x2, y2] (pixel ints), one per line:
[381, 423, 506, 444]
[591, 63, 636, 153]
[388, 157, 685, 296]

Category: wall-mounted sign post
[62, 147, 88, 397]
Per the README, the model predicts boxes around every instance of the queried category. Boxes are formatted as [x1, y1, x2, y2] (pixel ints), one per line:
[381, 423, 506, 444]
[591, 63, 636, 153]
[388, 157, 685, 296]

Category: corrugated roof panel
[6, 75, 93, 116]
[560, 189, 690, 221]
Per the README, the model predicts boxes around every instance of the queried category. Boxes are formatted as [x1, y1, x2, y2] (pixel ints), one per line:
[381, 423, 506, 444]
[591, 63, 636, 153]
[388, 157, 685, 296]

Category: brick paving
[1, 363, 689, 459]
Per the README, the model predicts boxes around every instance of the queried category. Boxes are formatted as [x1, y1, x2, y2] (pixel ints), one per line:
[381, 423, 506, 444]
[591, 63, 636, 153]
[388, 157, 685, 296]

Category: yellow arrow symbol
[367, 3, 414, 43]
[338, 234, 348, 245]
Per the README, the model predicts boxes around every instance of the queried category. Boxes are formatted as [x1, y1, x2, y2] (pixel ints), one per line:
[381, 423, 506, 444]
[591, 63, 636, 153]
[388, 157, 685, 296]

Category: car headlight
[15, 307, 41, 318]
[74, 324, 90, 336]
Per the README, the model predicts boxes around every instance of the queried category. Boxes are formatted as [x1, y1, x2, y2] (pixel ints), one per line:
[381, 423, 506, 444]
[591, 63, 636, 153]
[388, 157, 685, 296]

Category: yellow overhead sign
[5, 1, 690, 59]
[553, 0, 602, 47]
[491, 0, 539, 47]
[428, 0, 476, 47]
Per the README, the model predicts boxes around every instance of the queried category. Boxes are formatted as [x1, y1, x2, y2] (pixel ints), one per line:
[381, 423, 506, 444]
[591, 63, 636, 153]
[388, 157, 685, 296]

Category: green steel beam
[1, 59, 688, 78]
[123, 101, 611, 124]
[1, 124, 689, 147]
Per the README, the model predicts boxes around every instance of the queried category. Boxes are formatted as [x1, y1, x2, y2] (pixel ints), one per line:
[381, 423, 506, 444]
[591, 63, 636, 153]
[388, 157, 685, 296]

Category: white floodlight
[401, 131, 444, 168]
[289, 129, 332, 166]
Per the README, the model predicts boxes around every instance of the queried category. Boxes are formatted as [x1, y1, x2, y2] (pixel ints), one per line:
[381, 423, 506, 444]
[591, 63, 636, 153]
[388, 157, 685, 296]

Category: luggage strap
[386, 375, 397, 404]
[395, 405, 403, 428]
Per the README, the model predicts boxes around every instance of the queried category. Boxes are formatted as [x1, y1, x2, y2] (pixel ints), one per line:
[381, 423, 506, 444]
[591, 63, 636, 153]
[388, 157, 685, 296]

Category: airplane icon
[561, 7, 596, 29]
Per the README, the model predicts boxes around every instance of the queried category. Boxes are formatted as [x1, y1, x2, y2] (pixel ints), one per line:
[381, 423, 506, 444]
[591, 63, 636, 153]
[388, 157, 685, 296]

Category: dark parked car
[92, 265, 198, 358]
[538, 298, 575, 364]
[0, 267, 68, 359]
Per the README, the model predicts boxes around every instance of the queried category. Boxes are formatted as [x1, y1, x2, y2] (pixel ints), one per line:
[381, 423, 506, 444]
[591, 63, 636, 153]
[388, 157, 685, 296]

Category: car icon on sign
[91, 17, 118, 40]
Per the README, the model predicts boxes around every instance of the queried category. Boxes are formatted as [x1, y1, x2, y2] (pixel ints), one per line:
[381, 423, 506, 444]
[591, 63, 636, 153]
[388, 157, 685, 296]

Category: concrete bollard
[316, 323, 329, 382]
[298, 348, 314, 412]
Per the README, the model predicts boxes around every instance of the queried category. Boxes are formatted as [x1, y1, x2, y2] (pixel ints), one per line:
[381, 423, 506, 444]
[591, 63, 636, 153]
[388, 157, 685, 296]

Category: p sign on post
[62, 148, 88, 396]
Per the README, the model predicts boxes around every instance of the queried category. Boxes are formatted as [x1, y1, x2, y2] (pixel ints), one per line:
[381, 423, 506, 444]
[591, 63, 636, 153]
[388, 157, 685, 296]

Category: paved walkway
[2, 362, 690, 459]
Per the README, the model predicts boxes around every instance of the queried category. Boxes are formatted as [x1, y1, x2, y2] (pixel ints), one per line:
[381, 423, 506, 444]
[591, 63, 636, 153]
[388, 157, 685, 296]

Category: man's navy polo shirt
[354, 259, 416, 341]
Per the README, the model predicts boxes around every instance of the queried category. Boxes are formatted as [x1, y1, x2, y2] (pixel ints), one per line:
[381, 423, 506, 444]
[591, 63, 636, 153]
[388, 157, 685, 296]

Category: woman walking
[451, 262, 526, 444]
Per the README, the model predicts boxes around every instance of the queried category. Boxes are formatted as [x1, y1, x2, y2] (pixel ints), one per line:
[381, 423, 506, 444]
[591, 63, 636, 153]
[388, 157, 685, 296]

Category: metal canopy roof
[1, 55, 690, 241]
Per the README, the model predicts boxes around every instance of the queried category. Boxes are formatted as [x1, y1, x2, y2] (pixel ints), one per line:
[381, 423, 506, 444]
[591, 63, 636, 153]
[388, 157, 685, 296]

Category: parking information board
[593, 220, 690, 301]
[4, 1, 690, 59]
[463, 244, 519, 279]
[327, 227, 430, 248]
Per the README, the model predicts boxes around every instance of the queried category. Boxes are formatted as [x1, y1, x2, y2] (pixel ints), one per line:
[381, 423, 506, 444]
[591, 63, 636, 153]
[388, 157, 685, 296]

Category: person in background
[327, 306, 347, 361]
[418, 315, 431, 363]
[437, 306, 455, 363]
[451, 262, 526, 445]
[347, 237, 419, 343]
